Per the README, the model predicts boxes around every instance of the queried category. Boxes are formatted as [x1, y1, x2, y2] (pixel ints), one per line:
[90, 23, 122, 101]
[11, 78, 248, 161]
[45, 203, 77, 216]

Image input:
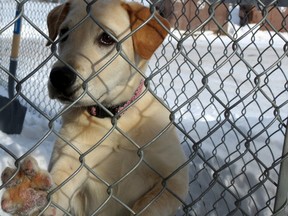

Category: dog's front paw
[1, 156, 53, 216]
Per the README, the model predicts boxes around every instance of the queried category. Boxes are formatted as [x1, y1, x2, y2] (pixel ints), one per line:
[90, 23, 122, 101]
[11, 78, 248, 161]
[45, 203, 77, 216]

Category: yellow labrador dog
[1, 0, 188, 215]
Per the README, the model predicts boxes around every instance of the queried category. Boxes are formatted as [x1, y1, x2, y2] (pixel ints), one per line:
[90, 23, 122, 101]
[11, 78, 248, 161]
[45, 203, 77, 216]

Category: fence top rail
[209, 0, 288, 6]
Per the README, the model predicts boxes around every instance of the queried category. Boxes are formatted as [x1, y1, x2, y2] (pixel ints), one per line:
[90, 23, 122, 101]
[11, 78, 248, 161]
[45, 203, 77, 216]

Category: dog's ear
[122, 3, 170, 59]
[46, 2, 70, 46]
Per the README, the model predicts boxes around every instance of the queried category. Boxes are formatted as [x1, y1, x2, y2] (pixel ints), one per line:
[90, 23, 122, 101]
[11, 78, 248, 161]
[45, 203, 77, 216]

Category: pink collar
[87, 80, 144, 118]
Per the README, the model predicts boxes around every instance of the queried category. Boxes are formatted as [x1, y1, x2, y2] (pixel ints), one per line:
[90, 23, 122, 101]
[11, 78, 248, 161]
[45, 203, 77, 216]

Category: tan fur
[122, 2, 170, 59]
[46, 2, 70, 46]
[46, 0, 189, 215]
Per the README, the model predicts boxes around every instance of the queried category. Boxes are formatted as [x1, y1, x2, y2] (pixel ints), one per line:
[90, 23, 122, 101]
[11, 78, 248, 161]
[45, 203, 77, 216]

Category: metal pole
[8, 4, 23, 99]
[274, 122, 288, 215]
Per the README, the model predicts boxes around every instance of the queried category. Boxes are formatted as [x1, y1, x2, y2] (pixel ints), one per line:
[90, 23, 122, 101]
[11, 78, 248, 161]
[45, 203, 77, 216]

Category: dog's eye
[59, 27, 69, 42]
[99, 32, 115, 46]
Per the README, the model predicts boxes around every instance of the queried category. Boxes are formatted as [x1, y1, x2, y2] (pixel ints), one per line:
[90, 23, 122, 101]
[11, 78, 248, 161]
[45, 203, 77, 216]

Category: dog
[1, 0, 189, 215]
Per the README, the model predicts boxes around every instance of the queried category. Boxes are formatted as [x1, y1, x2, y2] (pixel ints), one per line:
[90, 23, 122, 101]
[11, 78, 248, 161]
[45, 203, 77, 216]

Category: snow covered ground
[1, 1, 288, 216]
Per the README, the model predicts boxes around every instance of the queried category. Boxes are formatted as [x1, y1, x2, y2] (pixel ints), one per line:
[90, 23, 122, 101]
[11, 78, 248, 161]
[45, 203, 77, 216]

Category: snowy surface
[1, 1, 288, 216]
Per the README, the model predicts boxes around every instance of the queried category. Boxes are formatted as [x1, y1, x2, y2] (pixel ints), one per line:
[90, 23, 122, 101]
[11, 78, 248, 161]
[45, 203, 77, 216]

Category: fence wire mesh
[0, 0, 288, 215]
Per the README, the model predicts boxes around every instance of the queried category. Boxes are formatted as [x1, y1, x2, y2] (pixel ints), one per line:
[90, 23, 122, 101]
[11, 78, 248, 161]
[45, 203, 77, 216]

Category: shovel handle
[11, 5, 22, 59]
[9, 4, 23, 99]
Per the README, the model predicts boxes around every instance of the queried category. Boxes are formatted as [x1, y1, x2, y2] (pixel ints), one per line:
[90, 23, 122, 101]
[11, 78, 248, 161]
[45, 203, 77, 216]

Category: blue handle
[13, 7, 22, 35]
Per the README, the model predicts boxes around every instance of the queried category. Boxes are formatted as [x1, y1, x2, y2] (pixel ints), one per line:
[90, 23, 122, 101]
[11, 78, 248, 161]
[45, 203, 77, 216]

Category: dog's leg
[45, 153, 89, 216]
[132, 177, 187, 216]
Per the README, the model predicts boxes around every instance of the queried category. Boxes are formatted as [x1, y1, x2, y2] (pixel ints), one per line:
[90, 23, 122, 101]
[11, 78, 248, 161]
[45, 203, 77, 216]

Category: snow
[1, 1, 288, 216]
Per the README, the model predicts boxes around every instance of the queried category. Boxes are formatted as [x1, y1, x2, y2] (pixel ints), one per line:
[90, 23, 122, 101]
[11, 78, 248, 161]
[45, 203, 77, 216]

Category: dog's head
[46, 0, 169, 107]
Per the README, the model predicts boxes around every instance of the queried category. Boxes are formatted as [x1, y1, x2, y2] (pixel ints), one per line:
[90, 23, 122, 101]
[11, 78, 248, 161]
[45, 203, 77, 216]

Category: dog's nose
[49, 67, 77, 92]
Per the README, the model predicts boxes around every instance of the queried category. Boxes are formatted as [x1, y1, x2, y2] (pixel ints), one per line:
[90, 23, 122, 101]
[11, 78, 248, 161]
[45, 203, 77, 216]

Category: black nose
[49, 67, 77, 92]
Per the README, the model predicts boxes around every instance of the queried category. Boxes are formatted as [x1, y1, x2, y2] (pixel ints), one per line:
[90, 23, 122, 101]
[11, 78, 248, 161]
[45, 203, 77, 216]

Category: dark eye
[59, 27, 69, 42]
[99, 32, 115, 46]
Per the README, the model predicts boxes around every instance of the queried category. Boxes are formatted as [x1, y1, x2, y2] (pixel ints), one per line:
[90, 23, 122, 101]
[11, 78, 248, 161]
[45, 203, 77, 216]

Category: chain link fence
[1, 0, 288, 215]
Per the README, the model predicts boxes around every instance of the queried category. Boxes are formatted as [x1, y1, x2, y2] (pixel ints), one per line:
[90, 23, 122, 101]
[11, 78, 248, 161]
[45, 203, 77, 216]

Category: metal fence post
[274, 122, 288, 215]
